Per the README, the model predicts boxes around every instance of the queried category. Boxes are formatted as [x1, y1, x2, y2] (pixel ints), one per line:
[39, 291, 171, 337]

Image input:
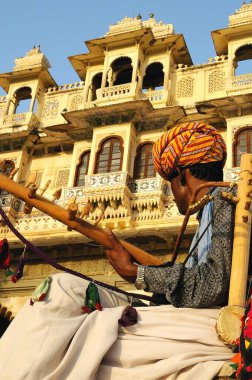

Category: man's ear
[177, 168, 186, 186]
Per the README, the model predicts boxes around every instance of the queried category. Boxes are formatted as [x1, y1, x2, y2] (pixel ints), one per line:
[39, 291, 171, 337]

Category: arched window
[234, 44, 252, 76]
[13, 87, 32, 114]
[234, 128, 252, 167]
[74, 150, 90, 186]
[143, 62, 164, 92]
[134, 143, 155, 179]
[95, 137, 123, 173]
[110, 57, 133, 86]
[90, 73, 102, 101]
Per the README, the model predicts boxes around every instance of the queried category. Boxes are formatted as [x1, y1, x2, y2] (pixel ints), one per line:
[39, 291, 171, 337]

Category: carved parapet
[227, 74, 252, 92]
[229, 2, 252, 27]
[13, 47, 50, 71]
[105, 16, 174, 38]
[129, 177, 170, 221]
[96, 82, 138, 102]
[142, 89, 168, 105]
[46, 81, 84, 94]
[2, 112, 40, 130]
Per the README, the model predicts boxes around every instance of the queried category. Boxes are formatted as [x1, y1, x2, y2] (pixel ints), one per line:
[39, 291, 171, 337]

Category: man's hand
[104, 230, 137, 283]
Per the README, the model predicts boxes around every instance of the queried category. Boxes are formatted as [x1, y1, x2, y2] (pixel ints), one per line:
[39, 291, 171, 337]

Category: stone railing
[96, 82, 137, 101]
[2, 112, 40, 128]
[142, 89, 168, 103]
[85, 171, 129, 188]
[128, 177, 169, 194]
[62, 186, 86, 201]
[46, 81, 84, 94]
[229, 74, 252, 89]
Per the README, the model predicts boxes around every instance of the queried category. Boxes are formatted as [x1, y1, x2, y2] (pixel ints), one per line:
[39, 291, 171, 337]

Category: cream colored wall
[29, 152, 72, 187]
[173, 60, 229, 105]
[68, 141, 92, 185]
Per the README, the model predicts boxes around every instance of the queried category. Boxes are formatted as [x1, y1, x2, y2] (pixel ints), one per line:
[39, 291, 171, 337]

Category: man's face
[170, 176, 189, 215]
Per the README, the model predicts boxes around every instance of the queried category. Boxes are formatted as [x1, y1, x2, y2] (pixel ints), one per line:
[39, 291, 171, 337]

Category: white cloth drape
[0, 273, 233, 380]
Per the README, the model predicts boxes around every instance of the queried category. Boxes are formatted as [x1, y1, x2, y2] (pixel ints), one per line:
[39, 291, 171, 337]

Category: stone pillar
[164, 48, 172, 90]
[8, 96, 16, 115]
[83, 65, 91, 103]
[29, 94, 35, 113]
[101, 51, 109, 88]
[131, 43, 140, 83]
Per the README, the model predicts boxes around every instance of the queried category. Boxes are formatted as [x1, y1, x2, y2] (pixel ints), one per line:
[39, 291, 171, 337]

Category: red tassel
[11, 275, 17, 283]
[30, 298, 34, 306]
[82, 305, 91, 314]
[38, 293, 46, 301]
[95, 303, 103, 311]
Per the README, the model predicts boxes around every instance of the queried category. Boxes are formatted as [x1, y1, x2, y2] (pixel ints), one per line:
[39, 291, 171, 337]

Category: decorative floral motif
[41, 99, 59, 120]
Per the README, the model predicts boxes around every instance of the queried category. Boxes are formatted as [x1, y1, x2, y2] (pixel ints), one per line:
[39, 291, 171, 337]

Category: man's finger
[106, 228, 122, 250]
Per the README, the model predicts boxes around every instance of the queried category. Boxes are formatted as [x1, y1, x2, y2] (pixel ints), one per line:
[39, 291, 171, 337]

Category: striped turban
[152, 122, 226, 181]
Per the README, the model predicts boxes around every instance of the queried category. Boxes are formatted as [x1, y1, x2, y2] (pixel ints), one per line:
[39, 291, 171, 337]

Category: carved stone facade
[0, 3, 251, 318]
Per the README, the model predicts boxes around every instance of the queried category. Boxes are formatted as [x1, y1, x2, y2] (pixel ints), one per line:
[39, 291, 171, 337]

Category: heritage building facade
[0, 3, 251, 325]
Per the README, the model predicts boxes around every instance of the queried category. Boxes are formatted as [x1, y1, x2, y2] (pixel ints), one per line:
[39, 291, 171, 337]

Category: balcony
[227, 74, 252, 92]
[96, 82, 140, 103]
[142, 89, 168, 106]
[2, 112, 40, 131]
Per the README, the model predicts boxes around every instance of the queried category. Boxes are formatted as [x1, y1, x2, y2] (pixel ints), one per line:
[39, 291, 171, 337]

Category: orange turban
[152, 122, 226, 181]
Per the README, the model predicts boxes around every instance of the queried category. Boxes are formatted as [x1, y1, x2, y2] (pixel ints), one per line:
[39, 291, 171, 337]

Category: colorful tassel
[0, 239, 10, 270]
[118, 305, 138, 327]
[30, 276, 52, 306]
[82, 282, 102, 314]
[11, 249, 26, 283]
[5, 268, 14, 277]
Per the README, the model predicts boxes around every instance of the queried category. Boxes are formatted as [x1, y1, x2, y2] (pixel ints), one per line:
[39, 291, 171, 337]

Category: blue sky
[0, 0, 245, 94]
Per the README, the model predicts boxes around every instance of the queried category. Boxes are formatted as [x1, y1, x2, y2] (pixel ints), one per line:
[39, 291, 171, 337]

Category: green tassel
[30, 276, 52, 305]
[82, 282, 102, 314]
[5, 268, 14, 277]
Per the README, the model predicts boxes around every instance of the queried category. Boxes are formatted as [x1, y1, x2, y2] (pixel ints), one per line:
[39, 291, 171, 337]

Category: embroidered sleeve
[144, 189, 235, 308]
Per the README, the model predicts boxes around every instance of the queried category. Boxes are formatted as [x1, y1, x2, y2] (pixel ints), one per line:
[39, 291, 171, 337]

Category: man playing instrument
[0, 122, 235, 379]
[105, 121, 234, 308]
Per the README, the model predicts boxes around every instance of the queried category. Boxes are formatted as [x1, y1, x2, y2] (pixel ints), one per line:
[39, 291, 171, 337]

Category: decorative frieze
[85, 172, 129, 188]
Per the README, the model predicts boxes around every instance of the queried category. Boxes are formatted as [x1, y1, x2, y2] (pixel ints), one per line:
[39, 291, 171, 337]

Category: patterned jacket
[144, 187, 236, 308]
